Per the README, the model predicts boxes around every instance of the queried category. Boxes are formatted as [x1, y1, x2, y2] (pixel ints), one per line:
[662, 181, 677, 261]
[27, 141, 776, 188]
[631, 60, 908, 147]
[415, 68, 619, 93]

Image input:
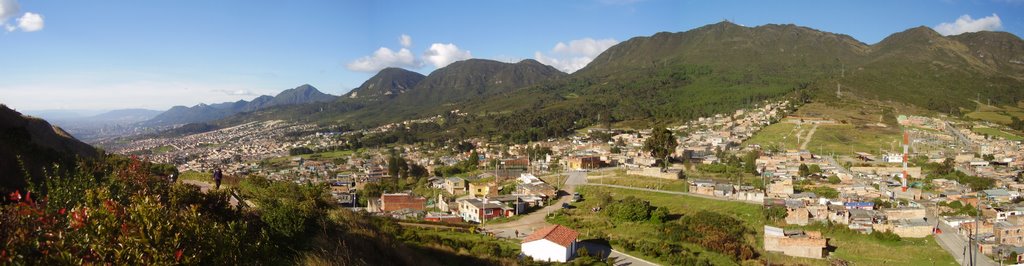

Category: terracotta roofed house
[521, 224, 579, 262]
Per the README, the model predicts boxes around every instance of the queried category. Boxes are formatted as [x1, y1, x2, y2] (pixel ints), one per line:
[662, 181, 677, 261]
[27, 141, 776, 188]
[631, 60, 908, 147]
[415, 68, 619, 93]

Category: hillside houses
[674, 101, 792, 160]
[764, 226, 828, 259]
[688, 179, 764, 203]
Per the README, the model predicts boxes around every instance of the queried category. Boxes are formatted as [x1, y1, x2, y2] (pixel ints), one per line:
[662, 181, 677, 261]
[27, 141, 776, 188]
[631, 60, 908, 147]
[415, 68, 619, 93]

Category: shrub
[650, 206, 669, 223]
[665, 210, 758, 261]
[602, 196, 653, 222]
[870, 230, 902, 242]
[764, 206, 788, 221]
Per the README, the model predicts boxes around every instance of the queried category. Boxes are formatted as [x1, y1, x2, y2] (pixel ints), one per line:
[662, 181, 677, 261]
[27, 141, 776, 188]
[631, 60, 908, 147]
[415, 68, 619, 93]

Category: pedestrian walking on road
[213, 168, 223, 190]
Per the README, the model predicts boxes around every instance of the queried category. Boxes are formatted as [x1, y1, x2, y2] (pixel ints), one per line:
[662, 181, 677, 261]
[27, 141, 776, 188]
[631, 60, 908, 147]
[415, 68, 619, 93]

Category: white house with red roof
[521, 224, 579, 262]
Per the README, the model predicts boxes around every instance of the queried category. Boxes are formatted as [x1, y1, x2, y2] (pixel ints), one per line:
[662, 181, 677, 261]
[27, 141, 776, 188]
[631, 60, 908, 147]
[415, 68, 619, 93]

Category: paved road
[484, 171, 658, 266]
[945, 121, 974, 151]
[931, 217, 997, 266]
[485, 171, 586, 235]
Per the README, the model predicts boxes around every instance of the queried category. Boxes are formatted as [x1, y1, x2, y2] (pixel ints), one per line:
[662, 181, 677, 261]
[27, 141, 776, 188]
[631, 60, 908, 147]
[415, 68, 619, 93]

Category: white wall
[521, 239, 569, 263]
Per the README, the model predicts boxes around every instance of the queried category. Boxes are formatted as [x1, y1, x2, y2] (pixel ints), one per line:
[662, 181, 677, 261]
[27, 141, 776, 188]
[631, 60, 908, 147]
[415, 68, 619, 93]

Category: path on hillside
[484, 171, 658, 266]
[180, 179, 241, 207]
[799, 123, 819, 150]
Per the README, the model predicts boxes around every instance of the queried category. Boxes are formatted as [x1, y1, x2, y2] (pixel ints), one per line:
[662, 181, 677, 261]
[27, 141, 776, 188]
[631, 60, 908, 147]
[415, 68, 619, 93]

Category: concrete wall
[884, 208, 926, 220]
[627, 167, 680, 179]
[522, 239, 570, 262]
[765, 234, 827, 259]
[872, 224, 932, 238]
[850, 166, 922, 179]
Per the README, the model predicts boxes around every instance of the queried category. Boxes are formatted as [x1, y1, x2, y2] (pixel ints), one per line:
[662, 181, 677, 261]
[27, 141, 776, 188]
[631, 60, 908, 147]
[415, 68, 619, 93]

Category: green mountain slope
[213, 22, 1022, 143]
[0, 104, 100, 192]
[344, 67, 426, 99]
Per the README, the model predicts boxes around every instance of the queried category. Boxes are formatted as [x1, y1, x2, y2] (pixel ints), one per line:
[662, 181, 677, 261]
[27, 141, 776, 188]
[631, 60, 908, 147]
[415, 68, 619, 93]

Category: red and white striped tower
[901, 130, 910, 192]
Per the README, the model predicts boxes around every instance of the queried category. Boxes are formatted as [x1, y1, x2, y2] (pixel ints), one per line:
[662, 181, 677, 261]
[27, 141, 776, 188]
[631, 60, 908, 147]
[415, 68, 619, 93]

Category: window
[485, 209, 493, 215]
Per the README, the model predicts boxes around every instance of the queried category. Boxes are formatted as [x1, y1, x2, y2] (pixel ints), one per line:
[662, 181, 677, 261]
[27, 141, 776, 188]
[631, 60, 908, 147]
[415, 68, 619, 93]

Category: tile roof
[522, 224, 579, 248]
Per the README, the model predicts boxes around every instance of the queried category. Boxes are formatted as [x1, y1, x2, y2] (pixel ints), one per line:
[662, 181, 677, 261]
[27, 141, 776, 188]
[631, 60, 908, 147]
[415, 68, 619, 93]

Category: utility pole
[837, 83, 842, 99]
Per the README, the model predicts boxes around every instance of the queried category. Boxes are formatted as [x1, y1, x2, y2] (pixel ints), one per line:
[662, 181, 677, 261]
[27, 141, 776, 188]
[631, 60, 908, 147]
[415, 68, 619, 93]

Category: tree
[676, 170, 687, 180]
[827, 175, 841, 184]
[1012, 116, 1024, 131]
[930, 157, 954, 175]
[743, 151, 759, 175]
[468, 150, 480, 168]
[409, 164, 428, 178]
[643, 127, 678, 171]
[798, 163, 810, 177]
[808, 164, 821, 175]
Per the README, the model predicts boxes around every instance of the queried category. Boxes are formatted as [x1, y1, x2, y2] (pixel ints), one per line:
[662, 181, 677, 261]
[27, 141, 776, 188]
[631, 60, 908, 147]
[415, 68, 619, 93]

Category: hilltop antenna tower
[901, 129, 910, 192]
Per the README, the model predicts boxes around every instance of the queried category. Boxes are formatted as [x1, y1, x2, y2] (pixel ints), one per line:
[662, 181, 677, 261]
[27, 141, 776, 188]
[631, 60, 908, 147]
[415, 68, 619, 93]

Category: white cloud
[423, 43, 472, 68]
[934, 14, 1002, 36]
[534, 38, 618, 73]
[399, 34, 412, 48]
[346, 35, 473, 71]
[213, 89, 258, 96]
[15, 11, 41, 32]
[0, 0, 18, 21]
[1, 0, 44, 33]
[346, 47, 419, 72]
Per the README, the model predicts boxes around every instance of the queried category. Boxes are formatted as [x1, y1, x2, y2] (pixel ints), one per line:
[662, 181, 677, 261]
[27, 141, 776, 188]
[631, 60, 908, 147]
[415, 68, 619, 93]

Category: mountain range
[143, 84, 337, 126]
[76, 21, 1020, 146]
[210, 22, 1022, 138]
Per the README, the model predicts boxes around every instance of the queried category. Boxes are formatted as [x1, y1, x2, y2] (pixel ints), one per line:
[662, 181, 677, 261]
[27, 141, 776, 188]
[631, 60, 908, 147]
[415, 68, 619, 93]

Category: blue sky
[1, 0, 1021, 111]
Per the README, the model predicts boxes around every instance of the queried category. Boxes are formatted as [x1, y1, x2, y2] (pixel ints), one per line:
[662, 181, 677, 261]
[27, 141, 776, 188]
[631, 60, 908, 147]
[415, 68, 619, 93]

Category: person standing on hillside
[213, 168, 223, 190]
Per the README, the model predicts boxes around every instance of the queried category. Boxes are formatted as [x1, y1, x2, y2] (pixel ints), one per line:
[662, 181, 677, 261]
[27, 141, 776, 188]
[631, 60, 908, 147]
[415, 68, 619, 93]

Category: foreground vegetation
[0, 157, 520, 265]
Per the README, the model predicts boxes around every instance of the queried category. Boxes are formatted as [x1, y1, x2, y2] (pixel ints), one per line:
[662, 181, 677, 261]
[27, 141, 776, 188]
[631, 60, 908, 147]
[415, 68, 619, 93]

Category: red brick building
[380, 193, 426, 212]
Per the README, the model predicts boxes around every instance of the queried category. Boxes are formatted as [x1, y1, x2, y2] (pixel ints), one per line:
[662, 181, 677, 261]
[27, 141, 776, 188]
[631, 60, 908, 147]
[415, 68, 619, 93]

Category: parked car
[571, 192, 582, 202]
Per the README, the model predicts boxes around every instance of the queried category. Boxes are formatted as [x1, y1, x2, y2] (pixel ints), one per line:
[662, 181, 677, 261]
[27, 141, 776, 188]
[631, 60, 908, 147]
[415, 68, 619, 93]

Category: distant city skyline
[1, 0, 1022, 111]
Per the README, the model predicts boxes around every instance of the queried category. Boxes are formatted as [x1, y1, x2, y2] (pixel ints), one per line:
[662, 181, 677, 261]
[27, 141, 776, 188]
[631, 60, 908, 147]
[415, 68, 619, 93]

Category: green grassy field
[973, 127, 1024, 141]
[965, 102, 1024, 125]
[742, 122, 800, 150]
[806, 125, 901, 156]
[150, 145, 176, 154]
[588, 169, 690, 192]
[967, 111, 1014, 124]
[299, 149, 355, 160]
[559, 186, 955, 265]
[792, 223, 957, 266]
[552, 186, 762, 265]
[745, 122, 901, 156]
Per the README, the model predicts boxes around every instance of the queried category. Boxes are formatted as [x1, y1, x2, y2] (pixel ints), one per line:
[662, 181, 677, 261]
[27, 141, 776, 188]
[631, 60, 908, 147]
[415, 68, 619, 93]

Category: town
[103, 97, 1024, 265]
